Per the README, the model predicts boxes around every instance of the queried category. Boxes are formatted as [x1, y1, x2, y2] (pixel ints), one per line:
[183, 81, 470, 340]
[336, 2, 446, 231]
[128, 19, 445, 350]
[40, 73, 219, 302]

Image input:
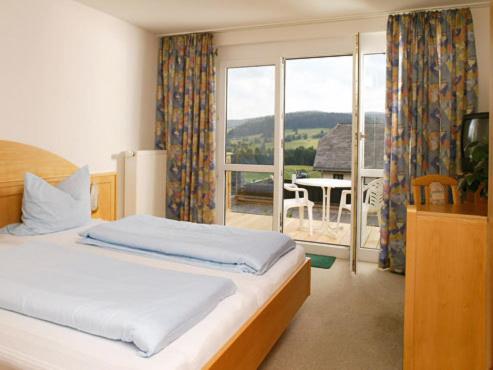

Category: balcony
[226, 200, 380, 249]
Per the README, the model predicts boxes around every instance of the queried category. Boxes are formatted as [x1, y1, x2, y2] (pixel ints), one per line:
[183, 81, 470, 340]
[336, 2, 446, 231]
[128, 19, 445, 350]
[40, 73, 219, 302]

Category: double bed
[0, 140, 311, 370]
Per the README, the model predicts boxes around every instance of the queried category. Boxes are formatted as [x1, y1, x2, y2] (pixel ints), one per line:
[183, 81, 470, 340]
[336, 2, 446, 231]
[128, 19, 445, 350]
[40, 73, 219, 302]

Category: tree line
[228, 144, 316, 166]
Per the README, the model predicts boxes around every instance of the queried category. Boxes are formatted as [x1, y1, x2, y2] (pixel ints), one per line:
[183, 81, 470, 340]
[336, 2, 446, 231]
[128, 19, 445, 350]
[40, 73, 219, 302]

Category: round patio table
[293, 178, 351, 231]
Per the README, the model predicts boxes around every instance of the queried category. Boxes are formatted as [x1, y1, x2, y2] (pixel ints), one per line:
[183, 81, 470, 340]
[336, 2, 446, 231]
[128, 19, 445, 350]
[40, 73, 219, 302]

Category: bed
[0, 140, 311, 370]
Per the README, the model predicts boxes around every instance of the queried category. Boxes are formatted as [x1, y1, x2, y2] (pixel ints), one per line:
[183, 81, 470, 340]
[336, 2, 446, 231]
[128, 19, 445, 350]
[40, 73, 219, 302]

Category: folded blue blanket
[0, 242, 236, 357]
[80, 215, 296, 275]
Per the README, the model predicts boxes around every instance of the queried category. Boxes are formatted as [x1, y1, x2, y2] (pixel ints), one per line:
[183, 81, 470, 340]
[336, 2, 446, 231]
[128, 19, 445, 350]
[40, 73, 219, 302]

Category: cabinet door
[408, 213, 486, 370]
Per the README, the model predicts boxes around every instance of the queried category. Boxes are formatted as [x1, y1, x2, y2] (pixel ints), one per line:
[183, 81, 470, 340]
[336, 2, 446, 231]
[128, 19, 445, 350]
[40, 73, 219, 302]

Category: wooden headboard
[0, 140, 117, 227]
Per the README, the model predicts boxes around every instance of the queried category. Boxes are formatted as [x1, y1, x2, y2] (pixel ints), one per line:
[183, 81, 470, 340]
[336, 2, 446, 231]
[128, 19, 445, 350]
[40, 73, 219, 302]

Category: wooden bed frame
[206, 259, 310, 369]
[0, 140, 311, 370]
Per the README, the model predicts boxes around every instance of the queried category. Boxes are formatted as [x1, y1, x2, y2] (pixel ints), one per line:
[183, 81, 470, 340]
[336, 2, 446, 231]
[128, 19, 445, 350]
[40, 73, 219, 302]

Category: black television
[461, 112, 489, 172]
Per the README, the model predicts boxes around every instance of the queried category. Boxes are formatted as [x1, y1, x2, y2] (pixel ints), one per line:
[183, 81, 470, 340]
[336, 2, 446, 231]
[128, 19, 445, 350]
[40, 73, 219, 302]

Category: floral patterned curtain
[155, 33, 216, 224]
[380, 8, 478, 273]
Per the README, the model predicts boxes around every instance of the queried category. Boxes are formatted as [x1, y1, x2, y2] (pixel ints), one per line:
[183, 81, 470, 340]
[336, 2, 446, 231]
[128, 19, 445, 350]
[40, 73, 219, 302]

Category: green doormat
[306, 253, 336, 269]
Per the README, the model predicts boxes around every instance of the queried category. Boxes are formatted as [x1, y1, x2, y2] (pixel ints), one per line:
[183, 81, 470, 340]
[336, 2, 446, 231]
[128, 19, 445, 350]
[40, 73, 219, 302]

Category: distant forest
[228, 111, 351, 139]
[227, 111, 384, 138]
[226, 111, 384, 165]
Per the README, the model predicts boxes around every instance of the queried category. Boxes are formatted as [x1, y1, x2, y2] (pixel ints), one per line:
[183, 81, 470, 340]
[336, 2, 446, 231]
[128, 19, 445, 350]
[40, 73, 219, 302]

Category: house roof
[313, 123, 352, 172]
[313, 123, 384, 172]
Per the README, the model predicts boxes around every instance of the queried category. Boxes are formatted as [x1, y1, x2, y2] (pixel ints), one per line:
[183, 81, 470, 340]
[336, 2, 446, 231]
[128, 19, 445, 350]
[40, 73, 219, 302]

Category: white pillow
[2, 166, 91, 235]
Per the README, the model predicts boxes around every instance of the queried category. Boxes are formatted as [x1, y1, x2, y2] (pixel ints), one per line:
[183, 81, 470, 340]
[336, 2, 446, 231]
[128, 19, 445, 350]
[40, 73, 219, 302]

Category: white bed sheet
[0, 221, 305, 370]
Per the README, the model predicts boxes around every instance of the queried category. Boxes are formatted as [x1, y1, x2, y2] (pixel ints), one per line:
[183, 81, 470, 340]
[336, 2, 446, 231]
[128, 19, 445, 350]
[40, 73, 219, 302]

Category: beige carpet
[260, 260, 405, 370]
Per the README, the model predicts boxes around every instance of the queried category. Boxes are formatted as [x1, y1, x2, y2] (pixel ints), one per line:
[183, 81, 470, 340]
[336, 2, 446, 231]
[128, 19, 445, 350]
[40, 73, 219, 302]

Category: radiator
[124, 150, 166, 217]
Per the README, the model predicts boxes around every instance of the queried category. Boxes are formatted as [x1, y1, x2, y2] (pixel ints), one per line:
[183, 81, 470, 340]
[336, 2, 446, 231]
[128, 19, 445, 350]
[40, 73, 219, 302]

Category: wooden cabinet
[405, 204, 489, 370]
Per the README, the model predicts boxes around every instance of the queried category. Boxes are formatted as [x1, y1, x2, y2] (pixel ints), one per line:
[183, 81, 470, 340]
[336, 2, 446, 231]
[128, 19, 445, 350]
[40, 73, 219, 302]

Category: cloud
[226, 54, 385, 121]
[285, 55, 353, 113]
[227, 66, 275, 120]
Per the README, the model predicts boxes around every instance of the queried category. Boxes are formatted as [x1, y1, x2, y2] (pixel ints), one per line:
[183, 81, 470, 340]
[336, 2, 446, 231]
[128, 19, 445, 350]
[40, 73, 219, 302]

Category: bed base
[205, 259, 311, 370]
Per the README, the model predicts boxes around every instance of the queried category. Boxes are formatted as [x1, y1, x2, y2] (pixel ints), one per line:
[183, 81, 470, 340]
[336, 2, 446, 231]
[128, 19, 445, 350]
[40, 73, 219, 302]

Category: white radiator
[124, 150, 166, 217]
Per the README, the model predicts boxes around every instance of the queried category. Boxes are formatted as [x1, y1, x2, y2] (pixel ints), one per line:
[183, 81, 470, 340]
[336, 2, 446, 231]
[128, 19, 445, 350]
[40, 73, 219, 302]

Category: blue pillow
[2, 166, 91, 235]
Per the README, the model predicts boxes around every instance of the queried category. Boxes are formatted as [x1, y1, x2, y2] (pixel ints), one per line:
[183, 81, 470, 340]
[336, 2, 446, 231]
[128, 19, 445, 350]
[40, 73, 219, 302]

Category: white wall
[0, 0, 158, 174]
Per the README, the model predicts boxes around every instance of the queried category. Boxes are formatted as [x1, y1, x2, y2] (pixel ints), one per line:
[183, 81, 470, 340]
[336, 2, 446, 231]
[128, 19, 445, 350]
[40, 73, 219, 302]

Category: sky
[226, 53, 385, 121]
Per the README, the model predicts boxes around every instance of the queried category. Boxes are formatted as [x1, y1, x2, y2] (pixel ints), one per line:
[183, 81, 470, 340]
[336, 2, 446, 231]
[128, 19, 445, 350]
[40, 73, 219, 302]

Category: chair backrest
[284, 180, 312, 202]
[286, 174, 298, 193]
[364, 178, 384, 208]
[412, 175, 459, 205]
[284, 183, 298, 192]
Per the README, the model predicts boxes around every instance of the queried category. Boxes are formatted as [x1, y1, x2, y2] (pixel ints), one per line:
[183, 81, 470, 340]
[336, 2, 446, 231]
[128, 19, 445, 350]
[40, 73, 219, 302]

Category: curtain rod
[388, 1, 488, 15]
[157, 1, 488, 37]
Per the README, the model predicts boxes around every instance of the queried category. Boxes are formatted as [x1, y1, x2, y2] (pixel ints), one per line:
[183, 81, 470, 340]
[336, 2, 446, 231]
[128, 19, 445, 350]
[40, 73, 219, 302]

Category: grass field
[227, 128, 329, 151]
[227, 127, 325, 184]
[284, 138, 319, 150]
[284, 165, 321, 180]
[284, 128, 328, 150]
[284, 128, 330, 149]
[242, 172, 272, 183]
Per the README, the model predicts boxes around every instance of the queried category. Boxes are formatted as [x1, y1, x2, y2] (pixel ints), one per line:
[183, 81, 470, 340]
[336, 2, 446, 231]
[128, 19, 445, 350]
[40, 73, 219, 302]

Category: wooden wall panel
[90, 173, 117, 221]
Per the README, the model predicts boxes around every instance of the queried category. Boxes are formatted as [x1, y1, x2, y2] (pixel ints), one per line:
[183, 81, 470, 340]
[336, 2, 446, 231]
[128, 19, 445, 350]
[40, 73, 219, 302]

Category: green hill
[227, 111, 384, 139]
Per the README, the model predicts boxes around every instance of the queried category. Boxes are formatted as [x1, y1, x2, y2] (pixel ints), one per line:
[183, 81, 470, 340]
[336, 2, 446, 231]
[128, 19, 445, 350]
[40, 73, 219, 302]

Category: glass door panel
[358, 53, 385, 252]
[362, 53, 386, 171]
[226, 66, 275, 165]
[225, 170, 273, 231]
[222, 64, 278, 231]
[283, 56, 353, 246]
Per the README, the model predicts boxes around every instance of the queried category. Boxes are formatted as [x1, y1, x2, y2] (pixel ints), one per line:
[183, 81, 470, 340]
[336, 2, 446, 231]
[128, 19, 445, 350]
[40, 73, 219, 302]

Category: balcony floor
[225, 211, 380, 250]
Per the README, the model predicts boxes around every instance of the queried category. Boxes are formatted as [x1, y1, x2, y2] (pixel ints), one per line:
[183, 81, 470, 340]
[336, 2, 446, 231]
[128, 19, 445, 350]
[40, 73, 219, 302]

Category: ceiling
[74, 0, 483, 35]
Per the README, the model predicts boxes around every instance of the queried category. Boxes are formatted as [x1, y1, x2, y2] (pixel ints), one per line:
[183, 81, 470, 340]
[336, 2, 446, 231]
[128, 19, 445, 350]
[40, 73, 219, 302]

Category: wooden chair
[412, 175, 459, 205]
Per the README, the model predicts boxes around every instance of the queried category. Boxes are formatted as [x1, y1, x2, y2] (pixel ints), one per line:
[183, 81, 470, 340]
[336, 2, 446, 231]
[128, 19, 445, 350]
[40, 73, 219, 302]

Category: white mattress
[0, 221, 305, 370]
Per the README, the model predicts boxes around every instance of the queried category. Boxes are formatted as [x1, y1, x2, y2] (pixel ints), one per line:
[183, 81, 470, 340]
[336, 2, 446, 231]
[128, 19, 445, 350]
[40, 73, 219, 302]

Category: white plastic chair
[283, 176, 313, 235]
[336, 177, 384, 231]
